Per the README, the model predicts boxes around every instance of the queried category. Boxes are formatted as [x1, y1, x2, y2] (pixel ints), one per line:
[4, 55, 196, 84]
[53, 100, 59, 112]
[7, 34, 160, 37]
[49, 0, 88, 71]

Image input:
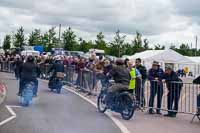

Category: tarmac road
[0, 72, 121, 133]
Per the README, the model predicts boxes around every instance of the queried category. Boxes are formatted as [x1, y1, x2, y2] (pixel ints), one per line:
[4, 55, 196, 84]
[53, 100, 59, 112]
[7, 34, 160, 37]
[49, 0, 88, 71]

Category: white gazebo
[185, 56, 200, 77]
[129, 49, 195, 74]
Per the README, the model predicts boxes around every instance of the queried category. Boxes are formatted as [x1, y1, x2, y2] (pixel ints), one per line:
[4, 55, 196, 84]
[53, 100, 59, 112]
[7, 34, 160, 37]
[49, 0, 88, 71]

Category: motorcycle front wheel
[97, 92, 107, 113]
[121, 95, 134, 120]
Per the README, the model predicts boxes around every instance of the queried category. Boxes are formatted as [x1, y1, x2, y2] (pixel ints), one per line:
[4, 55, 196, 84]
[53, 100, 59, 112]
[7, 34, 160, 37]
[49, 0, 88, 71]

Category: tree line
[2, 26, 200, 57]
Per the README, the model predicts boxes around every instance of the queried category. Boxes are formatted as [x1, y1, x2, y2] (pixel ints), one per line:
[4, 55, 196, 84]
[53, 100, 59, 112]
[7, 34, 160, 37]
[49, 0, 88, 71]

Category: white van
[21, 50, 40, 56]
[0, 49, 5, 55]
[88, 49, 105, 59]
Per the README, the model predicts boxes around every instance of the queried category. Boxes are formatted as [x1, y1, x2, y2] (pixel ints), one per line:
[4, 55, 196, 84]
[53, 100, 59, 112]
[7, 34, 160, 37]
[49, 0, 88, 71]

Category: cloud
[0, 0, 199, 48]
[32, 0, 175, 35]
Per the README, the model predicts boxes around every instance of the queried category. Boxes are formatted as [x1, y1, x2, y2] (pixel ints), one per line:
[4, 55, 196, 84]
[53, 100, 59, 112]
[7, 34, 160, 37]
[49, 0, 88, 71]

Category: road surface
[0, 72, 121, 133]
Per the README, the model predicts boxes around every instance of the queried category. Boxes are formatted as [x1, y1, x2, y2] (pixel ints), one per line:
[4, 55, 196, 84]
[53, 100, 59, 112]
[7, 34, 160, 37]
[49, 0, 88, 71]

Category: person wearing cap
[148, 61, 164, 114]
[163, 65, 183, 117]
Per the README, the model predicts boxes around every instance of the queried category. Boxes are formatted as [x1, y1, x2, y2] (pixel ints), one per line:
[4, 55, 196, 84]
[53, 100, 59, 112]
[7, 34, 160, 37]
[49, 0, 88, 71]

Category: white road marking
[0, 116, 16, 126]
[65, 87, 131, 133]
[0, 105, 21, 127]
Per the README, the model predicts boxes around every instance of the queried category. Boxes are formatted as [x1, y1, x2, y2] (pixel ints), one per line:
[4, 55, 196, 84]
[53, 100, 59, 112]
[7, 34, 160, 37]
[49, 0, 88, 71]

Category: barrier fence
[0, 61, 14, 73]
[0, 62, 196, 115]
[144, 81, 200, 115]
[39, 64, 200, 115]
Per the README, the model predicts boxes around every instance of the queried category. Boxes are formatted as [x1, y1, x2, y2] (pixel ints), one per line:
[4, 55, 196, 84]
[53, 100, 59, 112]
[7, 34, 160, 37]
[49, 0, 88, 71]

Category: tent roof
[130, 49, 195, 64]
[185, 56, 200, 63]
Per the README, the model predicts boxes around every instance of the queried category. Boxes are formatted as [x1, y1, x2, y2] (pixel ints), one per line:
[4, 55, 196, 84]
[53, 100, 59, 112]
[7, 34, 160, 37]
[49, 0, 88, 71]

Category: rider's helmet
[104, 59, 110, 67]
[115, 58, 124, 66]
[54, 56, 62, 63]
[27, 55, 34, 63]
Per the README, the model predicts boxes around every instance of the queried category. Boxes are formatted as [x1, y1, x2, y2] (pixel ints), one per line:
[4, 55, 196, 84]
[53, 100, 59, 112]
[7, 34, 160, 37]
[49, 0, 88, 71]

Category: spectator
[135, 58, 147, 107]
[84, 58, 96, 94]
[124, 58, 129, 68]
[127, 61, 141, 101]
[13, 55, 23, 80]
[163, 66, 183, 117]
[75, 58, 86, 89]
[148, 61, 164, 115]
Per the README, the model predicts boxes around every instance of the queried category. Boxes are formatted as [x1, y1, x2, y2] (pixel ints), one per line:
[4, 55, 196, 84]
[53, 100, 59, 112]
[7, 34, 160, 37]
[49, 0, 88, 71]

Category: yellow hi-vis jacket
[129, 68, 136, 90]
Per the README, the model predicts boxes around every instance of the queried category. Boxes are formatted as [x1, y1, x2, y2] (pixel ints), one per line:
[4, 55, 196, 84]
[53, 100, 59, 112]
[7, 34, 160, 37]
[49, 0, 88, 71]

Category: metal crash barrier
[40, 65, 199, 115]
[1, 62, 200, 115]
[142, 81, 200, 115]
[0, 61, 14, 73]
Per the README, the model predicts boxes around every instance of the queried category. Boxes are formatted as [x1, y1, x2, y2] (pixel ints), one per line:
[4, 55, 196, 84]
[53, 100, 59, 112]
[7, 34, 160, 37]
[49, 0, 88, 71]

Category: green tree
[110, 30, 126, 57]
[41, 27, 58, 52]
[176, 43, 192, 56]
[123, 43, 133, 55]
[3, 34, 11, 51]
[41, 33, 49, 52]
[79, 38, 93, 52]
[62, 27, 77, 51]
[133, 31, 142, 47]
[14, 26, 25, 48]
[28, 29, 42, 46]
[131, 31, 145, 54]
[95, 32, 108, 53]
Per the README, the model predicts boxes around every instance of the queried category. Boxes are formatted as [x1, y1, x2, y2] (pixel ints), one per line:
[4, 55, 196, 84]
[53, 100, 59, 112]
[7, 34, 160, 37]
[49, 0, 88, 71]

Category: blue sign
[34, 45, 44, 54]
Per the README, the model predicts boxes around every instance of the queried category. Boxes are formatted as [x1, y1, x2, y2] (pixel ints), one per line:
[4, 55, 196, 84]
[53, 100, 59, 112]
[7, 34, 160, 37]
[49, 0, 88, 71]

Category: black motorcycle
[48, 72, 64, 94]
[97, 80, 136, 120]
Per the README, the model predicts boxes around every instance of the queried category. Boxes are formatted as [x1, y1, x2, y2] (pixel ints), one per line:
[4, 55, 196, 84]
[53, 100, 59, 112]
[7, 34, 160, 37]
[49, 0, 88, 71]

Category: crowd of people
[0, 53, 184, 118]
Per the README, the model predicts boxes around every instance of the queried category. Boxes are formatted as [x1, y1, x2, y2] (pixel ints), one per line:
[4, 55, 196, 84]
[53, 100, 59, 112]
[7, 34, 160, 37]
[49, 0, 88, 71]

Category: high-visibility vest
[129, 68, 136, 90]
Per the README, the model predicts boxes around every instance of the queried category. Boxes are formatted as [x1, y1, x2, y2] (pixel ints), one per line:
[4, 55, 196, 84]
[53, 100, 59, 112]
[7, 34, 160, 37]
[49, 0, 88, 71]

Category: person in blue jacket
[148, 61, 164, 114]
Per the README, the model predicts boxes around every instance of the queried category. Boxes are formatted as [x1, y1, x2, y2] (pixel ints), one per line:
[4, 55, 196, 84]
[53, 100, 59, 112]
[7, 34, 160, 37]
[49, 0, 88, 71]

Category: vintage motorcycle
[97, 80, 136, 120]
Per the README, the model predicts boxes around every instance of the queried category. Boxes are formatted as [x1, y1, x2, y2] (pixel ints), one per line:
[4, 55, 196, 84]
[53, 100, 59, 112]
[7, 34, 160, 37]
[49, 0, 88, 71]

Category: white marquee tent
[128, 49, 196, 75]
[184, 56, 200, 77]
[186, 57, 200, 64]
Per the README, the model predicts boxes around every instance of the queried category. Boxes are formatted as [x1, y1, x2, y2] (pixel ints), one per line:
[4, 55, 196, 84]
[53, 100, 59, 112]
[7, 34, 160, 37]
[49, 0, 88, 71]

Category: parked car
[70, 51, 84, 57]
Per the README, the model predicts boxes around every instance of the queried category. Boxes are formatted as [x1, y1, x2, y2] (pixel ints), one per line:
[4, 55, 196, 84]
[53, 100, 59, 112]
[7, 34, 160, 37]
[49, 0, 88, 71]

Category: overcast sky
[0, 0, 199, 48]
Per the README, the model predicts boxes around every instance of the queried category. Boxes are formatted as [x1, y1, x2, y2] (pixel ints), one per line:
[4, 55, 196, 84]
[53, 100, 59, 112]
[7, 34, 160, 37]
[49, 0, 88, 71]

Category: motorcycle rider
[48, 57, 65, 89]
[106, 58, 131, 106]
[18, 55, 40, 97]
